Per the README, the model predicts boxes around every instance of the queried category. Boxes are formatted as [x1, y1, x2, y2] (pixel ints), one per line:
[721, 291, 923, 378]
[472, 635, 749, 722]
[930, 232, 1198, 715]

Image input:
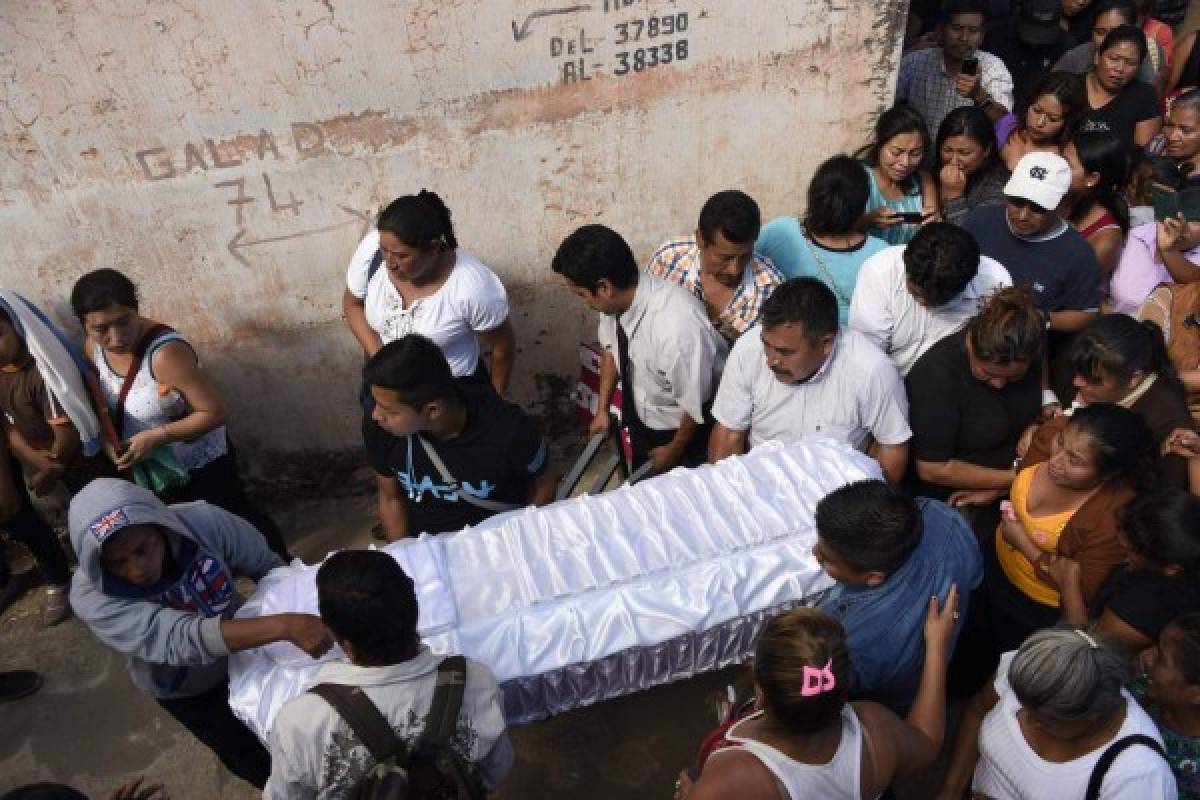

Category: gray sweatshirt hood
[69, 477, 195, 590]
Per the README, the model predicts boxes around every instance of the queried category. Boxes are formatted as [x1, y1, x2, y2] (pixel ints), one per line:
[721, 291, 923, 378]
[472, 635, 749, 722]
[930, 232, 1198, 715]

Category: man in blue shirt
[814, 479, 982, 713]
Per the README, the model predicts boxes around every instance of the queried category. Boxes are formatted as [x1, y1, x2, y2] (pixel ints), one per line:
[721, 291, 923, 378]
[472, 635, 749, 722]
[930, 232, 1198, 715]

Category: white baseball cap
[1003, 151, 1072, 211]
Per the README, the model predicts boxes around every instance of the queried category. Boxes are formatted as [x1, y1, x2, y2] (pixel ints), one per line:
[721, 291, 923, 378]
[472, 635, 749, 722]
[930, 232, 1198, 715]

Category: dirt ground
[0, 490, 754, 799]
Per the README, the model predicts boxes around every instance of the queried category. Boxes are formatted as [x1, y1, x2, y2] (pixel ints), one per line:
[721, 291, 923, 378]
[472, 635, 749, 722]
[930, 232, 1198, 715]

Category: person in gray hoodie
[68, 478, 331, 788]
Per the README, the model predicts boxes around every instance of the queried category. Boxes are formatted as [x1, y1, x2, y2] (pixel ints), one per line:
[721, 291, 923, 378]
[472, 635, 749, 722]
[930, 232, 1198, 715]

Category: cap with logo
[1003, 151, 1072, 210]
[1018, 0, 1062, 47]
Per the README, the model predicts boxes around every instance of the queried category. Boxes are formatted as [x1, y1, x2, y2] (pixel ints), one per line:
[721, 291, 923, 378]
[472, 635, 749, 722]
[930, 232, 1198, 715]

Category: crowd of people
[4, 0, 1200, 797]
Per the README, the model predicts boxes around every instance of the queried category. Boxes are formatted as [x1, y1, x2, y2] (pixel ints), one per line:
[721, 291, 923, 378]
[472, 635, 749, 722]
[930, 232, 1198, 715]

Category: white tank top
[718, 707, 865, 800]
[93, 331, 228, 471]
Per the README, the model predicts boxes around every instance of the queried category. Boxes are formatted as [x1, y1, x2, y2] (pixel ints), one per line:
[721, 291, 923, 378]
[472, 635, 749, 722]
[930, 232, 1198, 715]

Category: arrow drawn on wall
[227, 205, 370, 266]
[512, 5, 592, 41]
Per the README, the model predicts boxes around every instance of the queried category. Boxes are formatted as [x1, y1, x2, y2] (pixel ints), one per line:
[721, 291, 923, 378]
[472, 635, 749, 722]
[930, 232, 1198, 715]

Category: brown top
[1167, 283, 1200, 422]
[0, 359, 65, 448]
[1020, 416, 1135, 606]
[1139, 282, 1200, 423]
[1031, 378, 1192, 488]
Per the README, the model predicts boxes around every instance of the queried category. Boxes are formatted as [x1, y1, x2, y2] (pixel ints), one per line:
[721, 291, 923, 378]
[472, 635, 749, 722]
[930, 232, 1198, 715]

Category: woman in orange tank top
[984, 404, 1155, 658]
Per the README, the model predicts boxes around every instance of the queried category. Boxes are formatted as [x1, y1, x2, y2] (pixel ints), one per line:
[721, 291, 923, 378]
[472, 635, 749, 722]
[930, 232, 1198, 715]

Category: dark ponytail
[1069, 314, 1183, 396]
[1069, 132, 1131, 234]
[376, 190, 458, 251]
[1067, 403, 1157, 488]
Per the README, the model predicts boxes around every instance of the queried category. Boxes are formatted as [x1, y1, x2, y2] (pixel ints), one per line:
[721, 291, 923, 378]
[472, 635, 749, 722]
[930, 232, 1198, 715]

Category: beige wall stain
[0, 0, 906, 475]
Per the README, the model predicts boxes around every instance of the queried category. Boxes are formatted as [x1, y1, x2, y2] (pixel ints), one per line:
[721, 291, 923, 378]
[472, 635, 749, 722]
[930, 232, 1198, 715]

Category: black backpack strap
[367, 248, 384, 284]
[1084, 733, 1167, 800]
[419, 655, 467, 748]
[309, 683, 409, 763]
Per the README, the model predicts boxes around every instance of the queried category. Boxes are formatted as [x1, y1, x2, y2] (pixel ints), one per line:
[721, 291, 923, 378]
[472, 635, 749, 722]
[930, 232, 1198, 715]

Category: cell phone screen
[898, 212, 926, 224]
[961, 57, 979, 75]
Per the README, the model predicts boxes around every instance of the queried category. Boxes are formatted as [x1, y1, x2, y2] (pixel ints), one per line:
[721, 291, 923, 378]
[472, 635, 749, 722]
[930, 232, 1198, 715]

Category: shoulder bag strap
[309, 683, 409, 763]
[367, 248, 384, 284]
[415, 435, 520, 514]
[114, 323, 173, 439]
[1084, 733, 1167, 800]
[418, 655, 468, 748]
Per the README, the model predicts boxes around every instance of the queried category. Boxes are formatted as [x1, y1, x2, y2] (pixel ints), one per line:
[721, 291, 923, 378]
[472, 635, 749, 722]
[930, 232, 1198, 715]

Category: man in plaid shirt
[896, 0, 1014, 141]
[646, 190, 783, 342]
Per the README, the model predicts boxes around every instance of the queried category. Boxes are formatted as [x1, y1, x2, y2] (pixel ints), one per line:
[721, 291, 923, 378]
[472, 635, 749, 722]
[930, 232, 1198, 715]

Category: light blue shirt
[817, 498, 983, 713]
[863, 163, 926, 246]
[755, 217, 887, 324]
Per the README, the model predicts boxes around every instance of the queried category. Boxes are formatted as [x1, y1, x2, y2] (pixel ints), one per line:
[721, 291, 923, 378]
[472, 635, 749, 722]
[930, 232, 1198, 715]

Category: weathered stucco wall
[0, 0, 906, 483]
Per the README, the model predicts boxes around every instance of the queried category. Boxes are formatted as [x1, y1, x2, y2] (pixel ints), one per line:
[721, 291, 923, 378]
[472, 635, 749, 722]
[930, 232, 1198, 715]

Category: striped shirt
[645, 236, 783, 340]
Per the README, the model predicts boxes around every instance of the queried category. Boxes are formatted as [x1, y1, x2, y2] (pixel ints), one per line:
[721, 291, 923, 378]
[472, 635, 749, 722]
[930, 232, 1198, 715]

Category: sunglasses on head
[1007, 196, 1051, 214]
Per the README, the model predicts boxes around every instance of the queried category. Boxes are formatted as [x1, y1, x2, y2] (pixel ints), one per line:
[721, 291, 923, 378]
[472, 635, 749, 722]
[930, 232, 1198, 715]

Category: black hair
[363, 334, 459, 411]
[1118, 489, 1200, 571]
[967, 285, 1046, 364]
[1096, 23, 1148, 61]
[70, 268, 139, 319]
[903, 223, 982, 307]
[376, 190, 458, 251]
[0, 786, 89, 800]
[1017, 71, 1086, 145]
[935, 106, 1001, 185]
[1069, 314, 1183, 395]
[1069, 132, 1131, 234]
[804, 155, 871, 236]
[317, 550, 419, 665]
[759, 277, 839, 342]
[0, 306, 13, 328]
[939, 0, 988, 23]
[1066, 403, 1156, 485]
[815, 480, 923, 575]
[858, 105, 931, 169]
[551, 224, 639, 291]
[1090, 0, 1138, 27]
[1169, 613, 1200, 687]
[697, 190, 761, 246]
[1127, 153, 1183, 206]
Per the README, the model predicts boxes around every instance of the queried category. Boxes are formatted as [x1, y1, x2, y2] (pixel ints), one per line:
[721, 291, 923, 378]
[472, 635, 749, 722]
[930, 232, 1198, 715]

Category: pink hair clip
[800, 658, 837, 697]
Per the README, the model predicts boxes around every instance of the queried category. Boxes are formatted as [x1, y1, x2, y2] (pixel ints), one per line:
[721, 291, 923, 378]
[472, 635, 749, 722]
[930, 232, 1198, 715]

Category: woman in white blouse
[937, 626, 1176, 799]
[342, 190, 516, 396]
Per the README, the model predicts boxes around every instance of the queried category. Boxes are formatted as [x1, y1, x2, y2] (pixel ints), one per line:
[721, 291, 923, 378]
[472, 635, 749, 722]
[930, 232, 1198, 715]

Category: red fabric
[1079, 211, 1119, 240]
[1143, 19, 1174, 70]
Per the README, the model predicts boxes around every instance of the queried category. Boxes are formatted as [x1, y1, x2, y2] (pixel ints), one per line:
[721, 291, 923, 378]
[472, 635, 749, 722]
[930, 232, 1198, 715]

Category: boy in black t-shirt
[363, 334, 556, 539]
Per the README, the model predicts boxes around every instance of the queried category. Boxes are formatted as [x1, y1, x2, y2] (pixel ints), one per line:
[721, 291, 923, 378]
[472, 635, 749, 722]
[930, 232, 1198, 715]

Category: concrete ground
[0, 488, 748, 799]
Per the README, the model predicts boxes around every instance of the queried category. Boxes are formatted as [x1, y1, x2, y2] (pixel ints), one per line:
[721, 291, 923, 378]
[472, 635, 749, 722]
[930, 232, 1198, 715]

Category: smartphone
[898, 211, 926, 224]
[961, 56, 979, 75]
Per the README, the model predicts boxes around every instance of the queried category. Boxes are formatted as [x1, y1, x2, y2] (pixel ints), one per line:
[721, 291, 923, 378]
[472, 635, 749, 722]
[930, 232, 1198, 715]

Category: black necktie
[616, 320, 638, 427]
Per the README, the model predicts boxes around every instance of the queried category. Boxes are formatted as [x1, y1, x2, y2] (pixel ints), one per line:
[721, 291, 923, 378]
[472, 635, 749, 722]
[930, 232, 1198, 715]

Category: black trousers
[626, 417, 712, 471]
[165, 443, 291, 561]
[157, 679, 271, 788]
[949, 525, 1059, 698]
[0, 457, 70, 587]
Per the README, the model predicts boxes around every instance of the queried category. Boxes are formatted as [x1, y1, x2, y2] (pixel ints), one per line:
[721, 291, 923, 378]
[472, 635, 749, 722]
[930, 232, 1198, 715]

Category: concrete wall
[0, 0, 906, 483]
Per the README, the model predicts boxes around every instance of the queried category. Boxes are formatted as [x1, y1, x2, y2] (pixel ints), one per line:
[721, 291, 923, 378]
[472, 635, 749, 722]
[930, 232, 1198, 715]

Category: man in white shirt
[553, 224, 728, 472]
[265, 550, 512, 799]
[709, 278, 912, 483]
[849, 223, 1011, 375]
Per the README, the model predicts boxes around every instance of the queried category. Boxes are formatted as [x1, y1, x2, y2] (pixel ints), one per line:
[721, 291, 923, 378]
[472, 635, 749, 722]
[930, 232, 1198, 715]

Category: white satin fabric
[228, 438, 881, 740]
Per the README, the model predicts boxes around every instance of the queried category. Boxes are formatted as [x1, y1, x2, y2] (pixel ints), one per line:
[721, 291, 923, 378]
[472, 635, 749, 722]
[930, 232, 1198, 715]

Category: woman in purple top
[1110, 215, 1200, 314]
[996, 72, 1086, 172]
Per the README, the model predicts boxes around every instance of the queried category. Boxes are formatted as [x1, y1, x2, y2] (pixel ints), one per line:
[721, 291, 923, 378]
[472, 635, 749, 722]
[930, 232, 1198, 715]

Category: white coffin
[228, 438, 881, 740]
